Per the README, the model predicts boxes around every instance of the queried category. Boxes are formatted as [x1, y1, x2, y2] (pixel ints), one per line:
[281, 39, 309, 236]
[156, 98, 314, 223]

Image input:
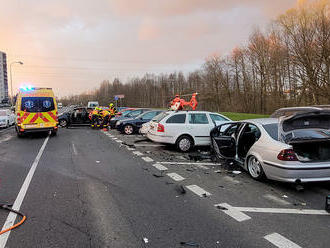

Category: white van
[88, 101, 99, 108]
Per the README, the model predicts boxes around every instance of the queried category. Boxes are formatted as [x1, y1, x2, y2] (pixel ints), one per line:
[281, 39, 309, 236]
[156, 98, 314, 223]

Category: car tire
[59, 119, 67, 128]
[123, 124, 134, 135]
[247, 155, 265, 180]
[176, 135, 194, 152]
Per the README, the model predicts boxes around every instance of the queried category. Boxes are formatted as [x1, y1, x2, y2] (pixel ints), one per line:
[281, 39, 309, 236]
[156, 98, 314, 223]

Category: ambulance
[15, 87, 59, 137]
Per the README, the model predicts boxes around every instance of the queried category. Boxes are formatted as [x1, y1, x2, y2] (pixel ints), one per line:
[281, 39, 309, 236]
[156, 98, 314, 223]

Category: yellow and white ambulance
[15, 87, 59, 137]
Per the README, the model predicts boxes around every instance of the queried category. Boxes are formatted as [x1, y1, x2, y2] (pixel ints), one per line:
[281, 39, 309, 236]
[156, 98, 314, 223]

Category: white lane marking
[186, 185, 211, 197]
[235, 207, 330, 215]
[152, 163, 168, 171]
[215, 203, 251, 222]
[115, 140, 123, 143]
[223, 176, 240, 184]
[142, 157, 154, 162]
[112, 137, 118, 140]
[72, 143, 78, 155]
[0, 135, 50, 247]
[126, 147, 135, 151]
[167, 173, 185, 181]
[133, 151, 143, 156]
[263, 194, 290, 206]
[264, 233, 302, 248]
[160, 162, 216, 167]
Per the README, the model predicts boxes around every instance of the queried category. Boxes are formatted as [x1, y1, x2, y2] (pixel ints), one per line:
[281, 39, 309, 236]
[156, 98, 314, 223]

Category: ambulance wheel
[17, 130, 24, 138]
[51, 130, 58, 136]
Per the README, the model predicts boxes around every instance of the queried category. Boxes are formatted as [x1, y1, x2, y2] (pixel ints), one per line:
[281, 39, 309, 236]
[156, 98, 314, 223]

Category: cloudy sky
[0, 0, 298, 97]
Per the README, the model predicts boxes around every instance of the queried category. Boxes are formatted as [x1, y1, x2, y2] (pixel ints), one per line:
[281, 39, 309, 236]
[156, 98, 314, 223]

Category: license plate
[24, 124, 37, 129]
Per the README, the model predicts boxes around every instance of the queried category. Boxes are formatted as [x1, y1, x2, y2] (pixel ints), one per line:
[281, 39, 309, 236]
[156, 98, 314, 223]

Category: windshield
[284, 129, 330, 143]
[122, 110, 133, 116]
[21, 97, 55, 112]
[0, 110, 6, 116]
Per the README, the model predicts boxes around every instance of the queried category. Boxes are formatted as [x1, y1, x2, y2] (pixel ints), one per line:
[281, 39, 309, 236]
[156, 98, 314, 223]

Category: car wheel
[124, 124, 134, 135]
[59, 119, 67, 127]
[176, 135, 194, 152]
[247, 156, 265, 180]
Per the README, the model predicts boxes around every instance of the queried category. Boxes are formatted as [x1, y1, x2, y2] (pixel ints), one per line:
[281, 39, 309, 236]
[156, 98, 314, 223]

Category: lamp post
[9, 61, 23, 105]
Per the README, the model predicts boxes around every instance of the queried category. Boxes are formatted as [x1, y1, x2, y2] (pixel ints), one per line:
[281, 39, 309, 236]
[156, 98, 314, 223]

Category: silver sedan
[211, 110, 330, 183]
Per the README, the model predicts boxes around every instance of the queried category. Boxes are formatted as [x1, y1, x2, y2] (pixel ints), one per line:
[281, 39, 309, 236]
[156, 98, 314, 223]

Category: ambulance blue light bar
[20, 85, 35, 91]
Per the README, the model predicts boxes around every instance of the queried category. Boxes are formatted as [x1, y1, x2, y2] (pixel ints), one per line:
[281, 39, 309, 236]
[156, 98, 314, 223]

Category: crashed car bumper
[263, 161, 330, 182]
[146, 132, 175, 144]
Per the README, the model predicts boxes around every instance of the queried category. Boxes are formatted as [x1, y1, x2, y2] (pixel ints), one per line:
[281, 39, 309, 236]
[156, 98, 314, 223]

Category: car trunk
[290, 139, 330, 162]
[279, 110, 330, 162]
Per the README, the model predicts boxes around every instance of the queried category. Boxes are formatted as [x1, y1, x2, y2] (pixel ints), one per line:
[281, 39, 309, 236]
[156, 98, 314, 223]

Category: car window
[141, 111, 157, 120]
[210, 114, 228, 122]
[0, 110, 6, 116]
[243, 124, 261, 139]
[21, 97, 55, 112]
[153, 112, 168, 122]
[189, 113, 209, 124]
[129, 110, 142, 117]
[263, 123, 279, 140]
[166, 114, 186, 124]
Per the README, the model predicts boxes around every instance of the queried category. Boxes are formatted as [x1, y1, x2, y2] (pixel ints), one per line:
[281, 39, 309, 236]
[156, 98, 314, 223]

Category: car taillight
[157, 123, 164, 132]
[277, 149, 298, 161]
[17, 113, 21, 124]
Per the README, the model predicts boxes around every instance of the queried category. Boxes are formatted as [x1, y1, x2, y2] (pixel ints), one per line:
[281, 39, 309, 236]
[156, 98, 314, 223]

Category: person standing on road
[91, 107, 102, 128]
[101, 108, 111, 128]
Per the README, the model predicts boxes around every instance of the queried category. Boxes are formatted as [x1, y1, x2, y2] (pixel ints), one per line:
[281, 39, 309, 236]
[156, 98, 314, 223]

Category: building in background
[0, 51, 9, 104]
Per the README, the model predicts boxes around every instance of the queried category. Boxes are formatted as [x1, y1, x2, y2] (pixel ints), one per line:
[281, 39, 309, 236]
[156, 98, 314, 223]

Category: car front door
[211, 123, 242, 159]
[187, 113, 211, 145]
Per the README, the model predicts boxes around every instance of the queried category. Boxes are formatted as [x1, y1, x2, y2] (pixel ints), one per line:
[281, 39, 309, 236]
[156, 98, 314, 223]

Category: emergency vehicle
[15, 87, 59, 137]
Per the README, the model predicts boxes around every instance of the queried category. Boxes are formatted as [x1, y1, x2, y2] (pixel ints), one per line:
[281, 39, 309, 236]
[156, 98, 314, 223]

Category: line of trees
[60, 0, 330, 114]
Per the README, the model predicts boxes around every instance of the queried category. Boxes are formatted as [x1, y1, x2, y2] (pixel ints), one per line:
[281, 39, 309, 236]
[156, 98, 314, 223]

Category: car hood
[279, 110, 330, 143]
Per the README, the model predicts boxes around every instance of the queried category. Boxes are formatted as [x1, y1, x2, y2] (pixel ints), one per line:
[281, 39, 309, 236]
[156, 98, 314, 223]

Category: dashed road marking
[126, 147, 135, 151]
[72, 143, 78, 155]
[112, 137, 118, 140]
[234, 207, 330, 215]
[264, 233, 302, 248]
[263, 194, 290, 206]
[214, 203, 251, 222]
[133, 151, 144, 156]
[115, 140, 123, 143]
[152, 163, 168, 171]
[186, 185, 211, 197]
[142, 157, 154, 162]
[167, 173, 185, 181]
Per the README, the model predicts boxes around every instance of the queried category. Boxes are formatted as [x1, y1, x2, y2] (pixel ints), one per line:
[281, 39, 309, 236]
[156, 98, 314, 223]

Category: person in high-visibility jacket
[109, 103, 117, 117]
[91, 107, 102, 128]
[101, 108, 111, 128]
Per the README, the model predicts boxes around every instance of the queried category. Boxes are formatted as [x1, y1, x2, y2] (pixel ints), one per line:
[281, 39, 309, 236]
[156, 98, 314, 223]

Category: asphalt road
[0, 126, 329, 248]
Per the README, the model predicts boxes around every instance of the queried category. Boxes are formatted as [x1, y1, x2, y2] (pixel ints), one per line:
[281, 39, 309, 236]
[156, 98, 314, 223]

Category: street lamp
[9, 61, 23, 105]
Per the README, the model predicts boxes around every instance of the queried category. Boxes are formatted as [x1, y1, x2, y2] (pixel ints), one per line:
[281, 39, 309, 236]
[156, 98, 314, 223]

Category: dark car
[110, 108, 151, 128]
[116, 110, 164, 135]
[58, 107, 93, 127]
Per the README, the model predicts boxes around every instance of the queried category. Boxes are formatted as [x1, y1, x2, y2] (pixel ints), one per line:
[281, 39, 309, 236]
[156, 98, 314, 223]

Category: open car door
[210, 123, 241, 159]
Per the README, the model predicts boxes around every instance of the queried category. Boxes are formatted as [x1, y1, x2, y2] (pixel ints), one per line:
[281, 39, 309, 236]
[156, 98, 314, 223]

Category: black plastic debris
[189, 153, 211, 161]
[295, 184, 304, 192]
[175, 185, 186, 194]
[325, 196, 330, 213]
[216, 205, 228, 210]
[180, 241, 200, 247]
[186, 168, 195, 172]
[153, 173, 164, 178]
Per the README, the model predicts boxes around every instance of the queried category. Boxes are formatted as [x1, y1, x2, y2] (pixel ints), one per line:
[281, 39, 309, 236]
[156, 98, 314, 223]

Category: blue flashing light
[20, 85, 34, 91]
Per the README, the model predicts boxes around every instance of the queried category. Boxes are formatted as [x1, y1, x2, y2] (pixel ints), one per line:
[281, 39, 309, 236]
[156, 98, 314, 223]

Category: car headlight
[116, 121, 121, 126]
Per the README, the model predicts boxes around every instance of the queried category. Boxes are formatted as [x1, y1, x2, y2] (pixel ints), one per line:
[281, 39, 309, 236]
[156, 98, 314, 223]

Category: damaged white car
[211, 110, 330, 183]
